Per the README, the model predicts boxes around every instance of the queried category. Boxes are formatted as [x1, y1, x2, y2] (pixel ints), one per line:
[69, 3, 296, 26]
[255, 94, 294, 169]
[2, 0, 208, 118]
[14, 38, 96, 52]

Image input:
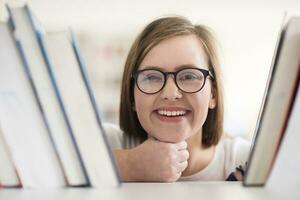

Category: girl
[105, 16, 250, 182]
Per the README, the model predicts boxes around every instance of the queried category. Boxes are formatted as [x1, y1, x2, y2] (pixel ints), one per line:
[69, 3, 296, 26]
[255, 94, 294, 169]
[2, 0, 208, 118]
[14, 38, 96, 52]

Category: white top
[179, 137, 250, 181]
[103, 123, 251, 181]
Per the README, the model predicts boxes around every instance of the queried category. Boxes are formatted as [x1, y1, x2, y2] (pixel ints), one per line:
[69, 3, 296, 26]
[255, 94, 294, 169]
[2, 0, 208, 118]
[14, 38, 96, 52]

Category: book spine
[4, 17, 24, 188]
[22, 9, 64, 183]
[0, 112, 22, 187]
[268, 65, 300, 180]
[35, 32, 69, 185]
[71, 32, 121, 185]
[15, 39, 58, 164]
[244, 26, 287, 187]
[15, 169, 23, 188]
[6, 5, 15, 32]
[36, 32, 90, 186]
[7, 5, 65, 187]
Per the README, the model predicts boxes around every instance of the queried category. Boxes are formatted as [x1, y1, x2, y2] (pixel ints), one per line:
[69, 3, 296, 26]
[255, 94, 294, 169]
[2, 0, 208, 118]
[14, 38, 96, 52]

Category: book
[0, 125, 21, 187]
[39, 30, 120, 187]
[267, 81, 300, 194]
[244, 17, 300, 186]
[6, 4, 90, 187]
[37, 30, 90, 187]
[1, 6, 65, 188]
[72, 32, 120, 187]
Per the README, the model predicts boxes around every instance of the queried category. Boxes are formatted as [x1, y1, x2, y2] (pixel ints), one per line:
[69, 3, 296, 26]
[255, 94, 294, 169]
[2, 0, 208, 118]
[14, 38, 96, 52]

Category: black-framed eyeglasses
[132, 67, 214, 94]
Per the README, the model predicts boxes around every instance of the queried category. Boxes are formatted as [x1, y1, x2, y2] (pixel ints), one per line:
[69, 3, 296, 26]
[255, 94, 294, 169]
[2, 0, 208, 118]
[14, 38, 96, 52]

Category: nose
[160, 75, 182, 101]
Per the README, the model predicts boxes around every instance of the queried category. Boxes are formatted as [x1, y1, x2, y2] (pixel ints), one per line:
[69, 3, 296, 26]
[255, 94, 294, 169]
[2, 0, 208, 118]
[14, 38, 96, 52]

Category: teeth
[157, 110, 187, 116]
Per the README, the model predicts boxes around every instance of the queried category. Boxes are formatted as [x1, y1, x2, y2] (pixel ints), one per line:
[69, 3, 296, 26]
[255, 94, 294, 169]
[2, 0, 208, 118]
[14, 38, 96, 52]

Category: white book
[267, 82, 300, 195]
[1, 6, 65, 187]
[38, 30, 89, 187]
[0, 125, 20, 187]
[7, 6, 89, 186]
[244, 17, 300, 186]
[40, 30, 120, 187]
[7, 5, 89, 186]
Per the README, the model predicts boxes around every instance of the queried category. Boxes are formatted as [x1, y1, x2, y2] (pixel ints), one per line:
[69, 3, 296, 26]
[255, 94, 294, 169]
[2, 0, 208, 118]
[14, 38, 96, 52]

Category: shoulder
[221, 137, 251, 162]
[102, 123, 124, 149]
[102, 123, 141, 149]
[217, 137, 251, 177]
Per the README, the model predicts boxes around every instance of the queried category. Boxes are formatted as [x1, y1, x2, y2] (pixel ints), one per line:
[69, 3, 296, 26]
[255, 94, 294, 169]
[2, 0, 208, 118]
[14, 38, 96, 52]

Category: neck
[182, 129, 215, 177]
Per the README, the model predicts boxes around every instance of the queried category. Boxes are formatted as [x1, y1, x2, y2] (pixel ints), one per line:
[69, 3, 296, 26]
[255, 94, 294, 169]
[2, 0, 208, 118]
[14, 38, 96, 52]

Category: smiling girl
[105, 16, 250, 182]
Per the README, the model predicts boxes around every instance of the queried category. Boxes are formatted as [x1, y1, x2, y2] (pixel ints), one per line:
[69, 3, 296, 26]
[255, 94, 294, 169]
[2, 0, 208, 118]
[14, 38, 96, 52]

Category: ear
[208, 85, 217, 109]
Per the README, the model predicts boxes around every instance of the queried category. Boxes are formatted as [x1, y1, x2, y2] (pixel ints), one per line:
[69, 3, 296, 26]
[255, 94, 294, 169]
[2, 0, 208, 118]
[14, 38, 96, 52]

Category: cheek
[191, 93, 211, 127]
[134, 87, 153, 125]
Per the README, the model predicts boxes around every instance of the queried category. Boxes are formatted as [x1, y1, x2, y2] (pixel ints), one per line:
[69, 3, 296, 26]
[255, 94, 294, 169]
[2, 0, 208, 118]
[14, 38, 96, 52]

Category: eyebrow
[141, 64, 207, 71]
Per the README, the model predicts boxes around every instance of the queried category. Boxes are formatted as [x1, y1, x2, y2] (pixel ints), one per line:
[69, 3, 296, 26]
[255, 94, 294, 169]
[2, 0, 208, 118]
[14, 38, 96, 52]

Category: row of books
[0, 4, 119, 188]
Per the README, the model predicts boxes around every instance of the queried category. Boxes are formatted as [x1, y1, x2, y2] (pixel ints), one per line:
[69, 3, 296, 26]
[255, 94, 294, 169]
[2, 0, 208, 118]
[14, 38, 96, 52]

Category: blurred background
[1, 0, 299, 140]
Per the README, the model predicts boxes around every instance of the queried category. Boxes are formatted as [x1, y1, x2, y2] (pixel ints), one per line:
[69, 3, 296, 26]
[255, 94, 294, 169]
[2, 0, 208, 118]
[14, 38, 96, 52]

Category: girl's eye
[147, 75, 161, 80]
[179, 73, 199, 81]
[142, 74, 163, 82]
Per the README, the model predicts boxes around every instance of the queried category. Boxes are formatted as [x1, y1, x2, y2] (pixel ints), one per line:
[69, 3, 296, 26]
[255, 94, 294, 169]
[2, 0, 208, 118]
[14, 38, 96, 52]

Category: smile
[157, 110, 187, 117]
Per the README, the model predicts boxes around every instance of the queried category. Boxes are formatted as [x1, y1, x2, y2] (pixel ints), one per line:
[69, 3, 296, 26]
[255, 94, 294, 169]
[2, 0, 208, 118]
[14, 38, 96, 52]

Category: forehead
[139, 34, 209, 71]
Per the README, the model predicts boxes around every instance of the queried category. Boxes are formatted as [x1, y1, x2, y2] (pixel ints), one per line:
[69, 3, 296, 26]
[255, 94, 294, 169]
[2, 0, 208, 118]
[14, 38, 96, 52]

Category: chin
[155, 132, 188, 143]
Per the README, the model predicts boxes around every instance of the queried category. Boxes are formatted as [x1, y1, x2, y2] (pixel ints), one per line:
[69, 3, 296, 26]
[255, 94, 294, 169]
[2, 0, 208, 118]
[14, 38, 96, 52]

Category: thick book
[244, 17, 300, 186]
[0, 124, 21, 187]
[3, 5, 66, 187]
[39, 30, 120, 187]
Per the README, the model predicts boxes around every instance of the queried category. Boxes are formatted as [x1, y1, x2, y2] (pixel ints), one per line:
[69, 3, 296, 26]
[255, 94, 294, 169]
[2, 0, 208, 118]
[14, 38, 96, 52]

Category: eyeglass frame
[131, 67, 214, 95]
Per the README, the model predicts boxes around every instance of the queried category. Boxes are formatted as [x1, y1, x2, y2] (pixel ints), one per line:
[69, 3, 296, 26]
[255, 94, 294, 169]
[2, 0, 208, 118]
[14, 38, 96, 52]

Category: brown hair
[119, 16, 224, 147]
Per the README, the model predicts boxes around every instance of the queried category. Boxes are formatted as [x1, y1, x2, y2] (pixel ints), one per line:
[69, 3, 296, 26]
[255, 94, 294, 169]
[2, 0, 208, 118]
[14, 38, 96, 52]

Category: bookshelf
[0, 181, 299, 200]
[1, 3, 299, 195]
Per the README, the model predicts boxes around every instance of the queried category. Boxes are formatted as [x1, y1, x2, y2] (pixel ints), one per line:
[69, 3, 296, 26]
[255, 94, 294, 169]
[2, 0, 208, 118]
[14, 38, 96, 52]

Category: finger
[176, 161, 188, 173]
[177, 149, 189, 162]
[175, 141, 187, 150]
[174, 172, 182, 181]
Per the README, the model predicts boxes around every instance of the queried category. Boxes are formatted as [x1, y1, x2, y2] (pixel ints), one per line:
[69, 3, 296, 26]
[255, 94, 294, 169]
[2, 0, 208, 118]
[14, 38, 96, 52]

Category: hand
[127, 137, 189, 182]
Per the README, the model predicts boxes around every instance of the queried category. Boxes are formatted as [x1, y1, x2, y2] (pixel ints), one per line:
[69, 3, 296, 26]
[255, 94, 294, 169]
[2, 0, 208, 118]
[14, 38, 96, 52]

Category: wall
[1, 0, 299, 139]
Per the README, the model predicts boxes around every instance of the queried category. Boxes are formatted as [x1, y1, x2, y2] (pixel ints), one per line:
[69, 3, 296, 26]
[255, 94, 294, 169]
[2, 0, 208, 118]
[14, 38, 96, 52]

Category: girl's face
[134, 34, 216, 143]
